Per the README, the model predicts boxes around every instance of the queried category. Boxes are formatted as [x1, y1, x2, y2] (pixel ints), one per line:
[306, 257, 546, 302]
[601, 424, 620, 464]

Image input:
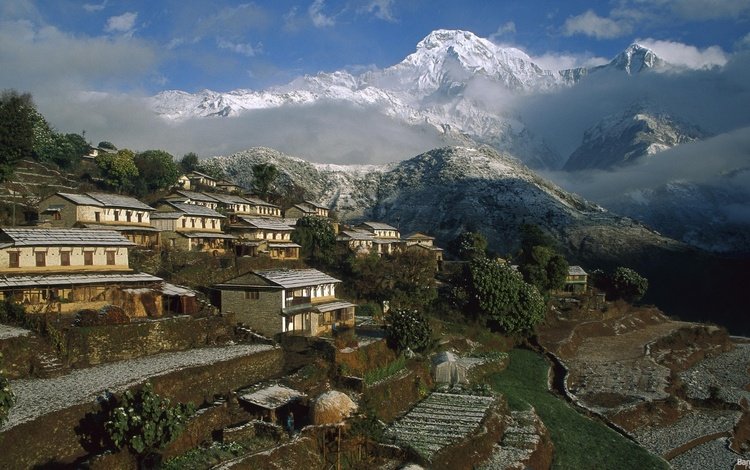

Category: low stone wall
[364, 364, 432, 423]
[0, 347, 284, 469]
[65, 315, 235, 369]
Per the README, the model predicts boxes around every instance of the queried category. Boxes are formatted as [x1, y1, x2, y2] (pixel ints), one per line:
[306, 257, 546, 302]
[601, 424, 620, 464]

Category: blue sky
[2, 0, 749, 94]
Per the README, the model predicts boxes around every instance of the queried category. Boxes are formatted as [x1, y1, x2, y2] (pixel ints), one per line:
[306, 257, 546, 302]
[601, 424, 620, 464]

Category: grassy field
[487, 349, 669, 470]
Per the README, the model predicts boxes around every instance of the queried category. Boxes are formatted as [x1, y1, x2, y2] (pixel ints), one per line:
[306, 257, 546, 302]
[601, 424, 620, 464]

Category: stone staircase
[27, 335, 69, 378]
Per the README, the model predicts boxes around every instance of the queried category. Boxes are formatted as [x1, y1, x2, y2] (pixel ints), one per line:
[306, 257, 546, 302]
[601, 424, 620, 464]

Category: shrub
[610, 267, 648, 302]
[385, 309, 432, 352]
[104, 383, 195, 456]
[0, 353, 15, 425]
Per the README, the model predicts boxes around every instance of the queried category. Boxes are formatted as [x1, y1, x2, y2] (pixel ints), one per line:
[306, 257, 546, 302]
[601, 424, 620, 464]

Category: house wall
[250, 205, 281, 217]
[221, 288, 283, 336]
[38, 194, 79, 227]
[150, 218, 177, 232]
[0, 246, 130, 273]
[176, 215, 223, 232]
[284, 207, 311, 219]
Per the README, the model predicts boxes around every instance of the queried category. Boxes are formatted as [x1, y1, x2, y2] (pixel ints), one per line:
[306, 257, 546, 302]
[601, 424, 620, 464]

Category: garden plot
[678, 343, 750, 404]
[478, 408, 545, 470]
[386, 392, 496, 460]
[633, 409, 741, 456]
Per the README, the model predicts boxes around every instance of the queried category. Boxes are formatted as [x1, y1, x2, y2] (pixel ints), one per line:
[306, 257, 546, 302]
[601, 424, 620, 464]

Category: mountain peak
[610, 43, 663, 74]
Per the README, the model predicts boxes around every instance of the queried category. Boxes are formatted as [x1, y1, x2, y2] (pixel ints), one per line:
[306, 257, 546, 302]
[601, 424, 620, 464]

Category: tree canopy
[465, 257, 546, 335]
[97, 149, 139, 193]
[449, 231, 488, 260]
[610, 267, 649, 302]
[0, 90, 35, 181]
[386, 308, 432, 352]
[292, 216, 337, 266]
[133, 150, 180, 196]
[179, 152, 199, 173]
[252, 163, 279, 198]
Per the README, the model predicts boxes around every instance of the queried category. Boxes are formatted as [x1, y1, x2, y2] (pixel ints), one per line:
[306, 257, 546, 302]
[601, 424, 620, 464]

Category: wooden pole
[337, 426, 341, 470]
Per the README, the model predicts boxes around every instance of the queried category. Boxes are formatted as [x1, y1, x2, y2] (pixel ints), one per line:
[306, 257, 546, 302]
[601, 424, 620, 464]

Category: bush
[104, 383, 195, 456]
[611, 267, 648, 302]
[74, 305, 131, 327]
[0, 300, 25, 325]
[385, 309, 432, 352]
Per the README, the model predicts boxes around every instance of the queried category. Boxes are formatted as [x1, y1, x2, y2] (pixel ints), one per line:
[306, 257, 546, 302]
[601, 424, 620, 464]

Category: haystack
[310, 390, 357, 425]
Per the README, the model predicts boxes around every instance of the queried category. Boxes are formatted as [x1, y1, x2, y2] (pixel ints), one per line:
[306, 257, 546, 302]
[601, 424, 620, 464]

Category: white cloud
[638, 38, 729, 68]
[83, 1, 107, 13]
[489, 22, 516, 42]
[530, 52, 609, 71]
[359, 0, 396, 22]
[737, 33, 750, 50]
[309, 0, 335, 28]
[104, 12, 137, 35]
[563, 10, 632, 39]
[217, 38, 261, 57]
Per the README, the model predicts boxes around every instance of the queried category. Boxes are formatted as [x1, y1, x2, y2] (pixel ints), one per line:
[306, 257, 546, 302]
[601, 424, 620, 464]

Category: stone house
[216, 179, 243, 193]
[163, 189, 220, 210]
[0, 227, 163, 314]
[177, 171, 218, 190]
[227, 217, 300, 260]
[351, 222, 401, 255]
[284, 201, 329, 219]
[336, 229, 376, 255]
[150, 202, 234, 252]
[564, 266, 588, 293]
[37, 192, 159, 247]
[216, 268, 356, 337]
[403, 232, 444, 266]
[243, 196, 282, 218]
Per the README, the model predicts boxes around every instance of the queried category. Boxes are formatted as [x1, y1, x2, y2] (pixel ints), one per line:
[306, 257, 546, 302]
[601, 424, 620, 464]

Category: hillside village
[1, 156, 749, 469]
[0, 96, 749, 469]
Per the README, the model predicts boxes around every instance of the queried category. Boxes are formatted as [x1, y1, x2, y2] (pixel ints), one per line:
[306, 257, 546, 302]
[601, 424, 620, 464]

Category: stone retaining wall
[0, 347, 283, 469]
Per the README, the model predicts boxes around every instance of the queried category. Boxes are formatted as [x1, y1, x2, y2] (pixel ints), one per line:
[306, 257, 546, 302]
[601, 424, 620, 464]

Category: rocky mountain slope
[564, 105, 706, 171]
[207, 145, 684, 264]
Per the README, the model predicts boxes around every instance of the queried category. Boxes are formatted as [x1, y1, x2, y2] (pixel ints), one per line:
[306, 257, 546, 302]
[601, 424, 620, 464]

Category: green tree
[104, 383, 195, 457]
[292, 216, 337, 265]
[466, 257, 546, 335]
[520, 223, 555, 254]
[0, 90, 35, 181]
[386, 308, 432, 352]
[179, 152, 199, 173]
[97, 149, 139, 193]
[610, 267, 648, 302]
[519, 245, 569, 293]
[251, 163, 279, 198]
[133, 150, 180, 195]
[449, 231, 488, 260]
[98, 141, 117, 151]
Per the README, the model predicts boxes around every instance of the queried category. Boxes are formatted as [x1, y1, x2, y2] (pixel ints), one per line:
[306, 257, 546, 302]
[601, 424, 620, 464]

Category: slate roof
[244, 196, 279, 208]
[239, 384, 304, 410]
[150, 211, 182, 220]
[0, 272, 162, 289]
[79, 223, 158, 232]
[568, 266, 588, 276]
[179, 232, 236, 239]
[254, 268, 341, 289]
[0, 228, 134, 247]
[56, 192, 153, 211]
[359, 221, 398, 231]
[405, 232, 435, 240]
[337, 229, 375, 241]
[209, 193, 250, 205]
[236, 217, 294, 231]
[167, 202, 225, 218]
[172, 190, 220, 203]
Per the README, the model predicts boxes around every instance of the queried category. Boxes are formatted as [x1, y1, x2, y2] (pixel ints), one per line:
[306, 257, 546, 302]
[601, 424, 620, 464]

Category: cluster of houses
[0, 171, 448, 337]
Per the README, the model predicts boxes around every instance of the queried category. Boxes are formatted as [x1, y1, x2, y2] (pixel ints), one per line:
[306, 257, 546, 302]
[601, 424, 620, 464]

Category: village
[0, 168, 749, 470]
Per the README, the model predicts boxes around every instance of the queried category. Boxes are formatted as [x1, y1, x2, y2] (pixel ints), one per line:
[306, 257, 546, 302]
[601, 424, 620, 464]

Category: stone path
[1, 343, 274, 431]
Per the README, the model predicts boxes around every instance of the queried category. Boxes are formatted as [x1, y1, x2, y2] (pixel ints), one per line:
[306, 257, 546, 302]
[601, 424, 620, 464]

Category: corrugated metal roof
[80, 223, 158, 232]
[237, 217, 294, 231]
[86, 192, 154, 211]
[255, 268, 341, 288]
[168, 202, 225, 218]
[360, 221, 398, 231]
[315, 301, 356, 313]
[0, 228, 135, 247]
[161, 282, 196, 297]
[0, 272, 162, 288]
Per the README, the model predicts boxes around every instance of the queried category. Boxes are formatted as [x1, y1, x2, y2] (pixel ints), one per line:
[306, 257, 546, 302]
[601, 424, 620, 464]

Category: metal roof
[0, 228, 135, 247]
[237, 217, 294, 231]
[0, 272, 162, 289]
[359, 221, 398, 231]
[167, 202, 225, 218]
[80, 223, 158, 232]
[86, 192, 154, 211]
[267, 242, 301, 248]
[315, 301, 356, 313]
[160, 282, 196, 297]
[254, 268, 341, 288]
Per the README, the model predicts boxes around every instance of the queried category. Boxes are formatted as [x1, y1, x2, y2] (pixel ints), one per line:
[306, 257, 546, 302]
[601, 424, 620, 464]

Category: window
[106, 251, 115, 265]
[53, 212, 61, 220]
[244, 291, 260, 300]
[84, 251, 93, 265]
[201, 219, 206, 228]
[182, 218, 187, 228]
[8, 252, 19, 268]
[114, 211, 119, 222]
[35, 251, 46, 267]
[191, 219, 196, 228]
[60, 251, 70, 266]
[126, 211, 132, 222]
[137, 213, 143, 223]
[95, 212, 101, 222]
[211, 220, 216, 229]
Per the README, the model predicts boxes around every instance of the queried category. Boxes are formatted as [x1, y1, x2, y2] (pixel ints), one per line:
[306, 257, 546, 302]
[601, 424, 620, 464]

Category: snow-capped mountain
[204, 145, 683, 263]
[564, 105, 706, 171]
